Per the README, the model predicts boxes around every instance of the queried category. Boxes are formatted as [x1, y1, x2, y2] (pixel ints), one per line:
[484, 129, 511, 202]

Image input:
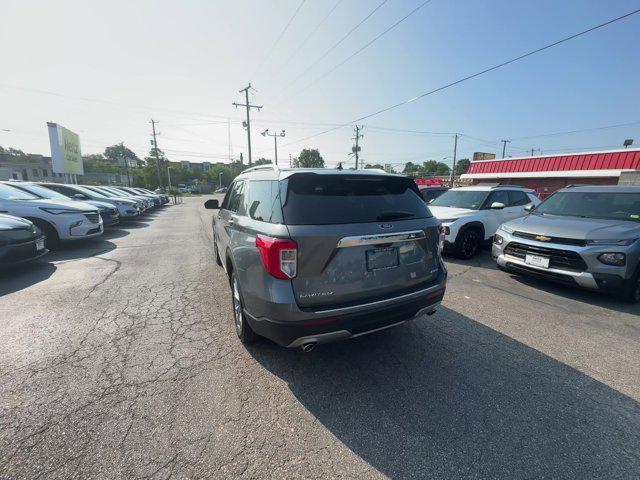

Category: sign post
[47, 123, 84, 178]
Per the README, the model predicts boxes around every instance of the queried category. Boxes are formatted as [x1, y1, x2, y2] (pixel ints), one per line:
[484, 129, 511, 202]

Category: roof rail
[241, 164, 279, 174]
[495, 184, 529, 189]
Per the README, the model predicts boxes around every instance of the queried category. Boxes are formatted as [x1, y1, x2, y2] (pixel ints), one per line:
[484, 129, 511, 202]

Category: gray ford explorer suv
[493, 185, 640, 303]
[204, 165, 447, 350]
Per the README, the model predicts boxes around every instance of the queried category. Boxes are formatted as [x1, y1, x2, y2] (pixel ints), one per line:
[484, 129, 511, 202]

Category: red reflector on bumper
[426, 288, 445, 299]
[303, 318, 340, 327]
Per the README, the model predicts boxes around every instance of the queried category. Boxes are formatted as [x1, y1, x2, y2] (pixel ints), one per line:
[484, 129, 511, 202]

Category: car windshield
[281, 174, 430, 225]
[429, 190, 489, 210]
[0, 183, 39, 200]
[534, 191, 640, 222]
[85, 186, 116, 197]
[15, 183, 71, 200]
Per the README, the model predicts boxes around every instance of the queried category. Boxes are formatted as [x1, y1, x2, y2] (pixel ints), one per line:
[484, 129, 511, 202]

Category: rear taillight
[438, 225, 446, 255]
[256, 234, 297, 279]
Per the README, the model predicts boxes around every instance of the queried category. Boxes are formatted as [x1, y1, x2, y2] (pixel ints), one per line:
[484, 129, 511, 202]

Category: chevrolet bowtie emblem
[535, 235, 551, 242]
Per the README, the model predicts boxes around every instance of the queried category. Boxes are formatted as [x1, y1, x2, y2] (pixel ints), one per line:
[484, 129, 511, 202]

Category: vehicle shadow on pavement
[443, 247, 496, 271]
[249, 306, 639, 479]
[0, 261, 57, 296]
[46, 238, 118, 262]
[507, 274, 640, 315]
[119, 220, 151, 229]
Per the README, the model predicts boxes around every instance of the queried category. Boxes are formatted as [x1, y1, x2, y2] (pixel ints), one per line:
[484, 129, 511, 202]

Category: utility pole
[151, 119, 163, 190]
[450, 134, 459, 186]
[501, 139, 511, 159]
[351, 125, 364, 169]
[232, 84, 262, 166]
[227, 118, 231, 162]
[219, 172, 223, 189]
[261, 129, 286, 165]
[167, 166, 172, 190]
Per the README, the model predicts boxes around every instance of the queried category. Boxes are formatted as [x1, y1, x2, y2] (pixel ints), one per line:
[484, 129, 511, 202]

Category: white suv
[0, 182, 103, 249]
[427, 185, 540, 259]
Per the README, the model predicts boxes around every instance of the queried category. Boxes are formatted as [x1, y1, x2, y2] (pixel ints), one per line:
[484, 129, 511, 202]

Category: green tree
[294, 149, 324, 168]
[104, 143, 141, 166]
[254, 158, 272, 166]
[455, 158, 471, 176]
[403, 162, 420, 175]
[420, 160, 450, 177]
[364, 163, 385, 169]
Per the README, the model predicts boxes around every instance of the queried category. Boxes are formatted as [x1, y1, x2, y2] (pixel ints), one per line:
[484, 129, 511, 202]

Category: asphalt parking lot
[1, 196, 638, 479]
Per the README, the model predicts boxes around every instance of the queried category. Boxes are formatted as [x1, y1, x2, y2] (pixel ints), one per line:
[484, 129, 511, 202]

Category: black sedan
[0, 214, 48, 267]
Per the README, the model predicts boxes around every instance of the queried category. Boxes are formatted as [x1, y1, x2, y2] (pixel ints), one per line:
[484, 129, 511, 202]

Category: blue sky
[1, 0, 639, 169]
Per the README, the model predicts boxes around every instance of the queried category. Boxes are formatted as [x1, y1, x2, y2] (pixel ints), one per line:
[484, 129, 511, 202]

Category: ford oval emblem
[379, 224, 393, 229]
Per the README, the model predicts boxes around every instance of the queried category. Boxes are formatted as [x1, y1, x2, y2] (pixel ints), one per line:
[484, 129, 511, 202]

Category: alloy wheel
[232, 277, 243, 336]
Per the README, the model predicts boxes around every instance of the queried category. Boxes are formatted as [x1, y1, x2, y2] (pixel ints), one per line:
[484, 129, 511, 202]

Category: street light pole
[261, 129, 286, 165]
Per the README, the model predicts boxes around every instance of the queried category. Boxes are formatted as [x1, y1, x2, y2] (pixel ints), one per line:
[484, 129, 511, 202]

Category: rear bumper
[245, 285, 446, 348]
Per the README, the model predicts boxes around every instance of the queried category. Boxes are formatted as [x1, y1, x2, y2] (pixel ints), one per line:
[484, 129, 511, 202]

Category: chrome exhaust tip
[301, 342, 317, 353]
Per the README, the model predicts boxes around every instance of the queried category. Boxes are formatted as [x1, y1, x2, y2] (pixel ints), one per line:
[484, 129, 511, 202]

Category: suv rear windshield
[429, 189, 489, 210]
[534, 191, 640, 222]
[281, 174, 430, 225]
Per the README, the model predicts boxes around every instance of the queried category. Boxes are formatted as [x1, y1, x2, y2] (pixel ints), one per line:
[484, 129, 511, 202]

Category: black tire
[230, 272, 258, 344]
[28, 218, 60, 250]
[213, 237, 222, 266]
[621, 266, 640, 304]
[454, 228, 481, 259]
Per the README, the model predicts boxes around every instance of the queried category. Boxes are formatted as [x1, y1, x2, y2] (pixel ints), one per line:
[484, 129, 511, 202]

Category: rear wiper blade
[376, 211, 414, 221]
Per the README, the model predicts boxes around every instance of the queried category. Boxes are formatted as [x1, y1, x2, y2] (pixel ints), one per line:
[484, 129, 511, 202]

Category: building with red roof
[460, 148, 640, 198]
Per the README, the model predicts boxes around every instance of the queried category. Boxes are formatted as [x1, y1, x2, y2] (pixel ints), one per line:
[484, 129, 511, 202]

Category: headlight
[494, 234, 504, 245]
[587, 238, 637, 246]
[439, 218, 458, 224]
[40, 207, 82, 215]
[597, 252, 626, 266]
[499, 224, 515, 234]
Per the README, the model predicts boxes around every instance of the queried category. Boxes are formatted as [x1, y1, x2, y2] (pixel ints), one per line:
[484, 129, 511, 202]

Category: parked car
[493, 185, 640, 303]
[427, 185, 541, 259]
[81, 185, 144, 215]
[0, 182, 103, 249]
[214, 187, 228, 194]
[0, 214, 48, 266]
[115, 186, 162, 207]
[7, 182, 119, 227]
[133, 187, 169, 205]
[39, 183, 141, 219]
[418, 185, 449, 203]
[204, 165, 447, 350]
[95, 186, 153, 211]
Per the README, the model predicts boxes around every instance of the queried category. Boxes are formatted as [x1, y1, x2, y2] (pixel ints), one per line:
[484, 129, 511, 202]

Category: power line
[252, 0, 307, 79]
[509, 120, 640, 141]
[273, 0, 388, 101]
[272, 0, 344, 77]
[281, 0, 432, 106]
[0, 84, 232, 122]
[281, 7, 640, 148]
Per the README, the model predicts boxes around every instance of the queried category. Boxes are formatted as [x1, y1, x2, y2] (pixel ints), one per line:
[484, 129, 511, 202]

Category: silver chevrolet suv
[492, 185, 640, 303]
[204, 166, 447, 350]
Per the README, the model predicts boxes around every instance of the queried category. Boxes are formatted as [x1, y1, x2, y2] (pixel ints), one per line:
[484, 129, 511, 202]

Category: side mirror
[524, 204, 534, 212]
[204, 199, 219, 210]
[490, 202, 505, 210]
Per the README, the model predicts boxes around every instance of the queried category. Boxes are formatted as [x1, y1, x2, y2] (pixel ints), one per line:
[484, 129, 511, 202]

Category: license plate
[366, 247, 399, 271]
[36, 237, 46, 251]
[525, 254, 549, 268]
